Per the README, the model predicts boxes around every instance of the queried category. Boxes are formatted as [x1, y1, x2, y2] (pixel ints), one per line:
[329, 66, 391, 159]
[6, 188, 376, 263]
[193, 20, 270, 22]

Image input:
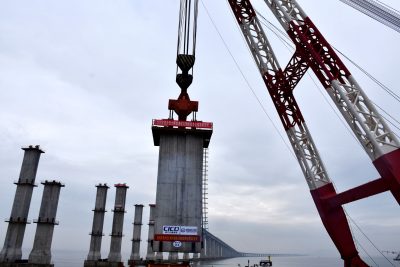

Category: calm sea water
[51, 250, 400, 267]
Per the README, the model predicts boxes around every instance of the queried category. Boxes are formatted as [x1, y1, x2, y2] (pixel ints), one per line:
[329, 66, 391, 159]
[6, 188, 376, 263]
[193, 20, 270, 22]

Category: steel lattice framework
[227, 0, 400, 266]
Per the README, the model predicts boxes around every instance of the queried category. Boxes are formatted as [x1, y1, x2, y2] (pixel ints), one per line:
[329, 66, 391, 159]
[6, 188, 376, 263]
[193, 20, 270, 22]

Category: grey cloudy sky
[0, 0, 399, 261]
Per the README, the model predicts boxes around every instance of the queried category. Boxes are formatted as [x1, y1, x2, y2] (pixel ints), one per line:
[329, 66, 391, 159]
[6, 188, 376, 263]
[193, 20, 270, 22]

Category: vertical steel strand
[339, 0, 400, 33]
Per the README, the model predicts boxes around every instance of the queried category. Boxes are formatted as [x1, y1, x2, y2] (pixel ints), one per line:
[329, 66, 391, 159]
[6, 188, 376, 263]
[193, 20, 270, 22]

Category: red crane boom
[227, 1, 400, 266]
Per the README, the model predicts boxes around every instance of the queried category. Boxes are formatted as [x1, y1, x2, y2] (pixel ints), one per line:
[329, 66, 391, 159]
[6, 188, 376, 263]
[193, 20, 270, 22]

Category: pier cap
[22, 145, 45, 153]
[114, 183, 129, 188]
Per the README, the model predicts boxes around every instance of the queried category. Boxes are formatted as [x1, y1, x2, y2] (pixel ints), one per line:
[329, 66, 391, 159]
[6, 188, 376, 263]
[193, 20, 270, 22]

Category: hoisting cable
[371, 101, 400, 138]
[255, 15, 400, 263]
[345, 210, 397, 266]
[256, 10, 400, 105]
[170, 0, 200, 122]
[375, 0, 400, 14]
[335, 49, 400, 104]
[255, 10, 364, 150]
[200, 0, 297, 160]
[228, 6, 396, 263]
[255, 10, 400, 133]
[354, 234, 379, 266]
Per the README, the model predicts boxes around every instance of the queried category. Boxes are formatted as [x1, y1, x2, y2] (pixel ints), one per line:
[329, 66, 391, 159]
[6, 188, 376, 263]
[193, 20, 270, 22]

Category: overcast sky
[0, 0, 399, 262]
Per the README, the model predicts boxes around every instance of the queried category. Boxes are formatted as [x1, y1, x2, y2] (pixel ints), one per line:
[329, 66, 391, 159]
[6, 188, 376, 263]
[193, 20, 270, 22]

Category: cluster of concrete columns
[81, 169, 239, 264]
[0, 146, 64, 267]
[84, 183, 129, 267]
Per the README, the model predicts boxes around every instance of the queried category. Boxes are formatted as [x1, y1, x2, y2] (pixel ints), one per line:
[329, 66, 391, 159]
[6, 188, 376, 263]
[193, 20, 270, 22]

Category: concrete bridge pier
[145, 204, 155, 261]
[182, 252, 190, 260]
[155, 252, 163, 261]
[205, 237, 211, 258]
[128, 204, 144, 265]
[211, 239, 216, 258]
[85, 184, 109, 263]
[108, 184, 128, 264]
[0, 145, 44, 263]
[168, 252, 178, 262]
[28, 180, 64, 265]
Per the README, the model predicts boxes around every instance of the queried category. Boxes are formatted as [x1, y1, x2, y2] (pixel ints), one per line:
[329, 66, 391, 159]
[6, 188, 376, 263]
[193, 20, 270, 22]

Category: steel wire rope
[256, 16, 380, 265]
[256, 10, 400, 107]
[203, 3, 398, 262]
[255, 10, 364, 150]
[371, 101, 400, 138]
[335, 49, 400, 104]
[375, 0, 400, 14]
[339, 0, 400, 33]
[255, 10, 400, 136]
[345, 210, 397, 266]
[346, 0, 400, 24]
[255, 8, 398, 264]
[355, 238, 380, 267]
[200, 0, 297, 160]
[186, 0, 191, 55]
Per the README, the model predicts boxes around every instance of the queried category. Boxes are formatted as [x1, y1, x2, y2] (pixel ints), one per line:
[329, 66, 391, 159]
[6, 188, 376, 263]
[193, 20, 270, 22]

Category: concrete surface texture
[29, 180, 64, 265]
[153, 132, 205, 253]
[107, 184, 128, 263]
[129, 204, 144, 261]
[87, 184, 109, 261]
[0, 146, 44, 263]
[145, 204, 155, 260]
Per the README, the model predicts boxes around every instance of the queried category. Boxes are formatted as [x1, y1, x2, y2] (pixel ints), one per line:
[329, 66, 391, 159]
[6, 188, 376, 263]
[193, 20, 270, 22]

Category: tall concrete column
[0, 145, 44, 263]
[145, 204, 155, 260]
[168, 252, 178, 262]
[28, 180, 64, 265]
[182, 252, 190, 260]
[86, 184, 109, 261]
[155, 251, 163, 261]
[211, 239, 216, 258]
[108, 183, 128, 263]
[152, 126, 212, 254]
[205, 236, 211, 258]
[129, 204, 144, 262]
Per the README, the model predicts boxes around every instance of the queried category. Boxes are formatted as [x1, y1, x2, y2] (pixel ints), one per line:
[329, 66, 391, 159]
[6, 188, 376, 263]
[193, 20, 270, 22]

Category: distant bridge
[200, 229, 274, 260]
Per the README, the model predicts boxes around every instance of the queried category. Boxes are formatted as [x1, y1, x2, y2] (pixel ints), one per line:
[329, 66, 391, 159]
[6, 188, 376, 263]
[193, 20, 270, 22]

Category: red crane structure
[227, 0, 400, 266]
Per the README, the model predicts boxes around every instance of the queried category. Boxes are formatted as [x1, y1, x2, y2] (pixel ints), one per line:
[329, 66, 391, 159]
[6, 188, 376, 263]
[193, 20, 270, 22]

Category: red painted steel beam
[311, 183, 369, 267]
[282, 51, 309, 91]
[286, 17, 351, 89]
[374, 148, 400, 204]
[326, 178, 389, 208]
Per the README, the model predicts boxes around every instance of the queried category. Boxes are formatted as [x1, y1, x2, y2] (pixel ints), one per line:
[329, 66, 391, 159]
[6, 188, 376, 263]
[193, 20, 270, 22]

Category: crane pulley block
[177, 54, 195, 73]
[176, 74, 193, 91]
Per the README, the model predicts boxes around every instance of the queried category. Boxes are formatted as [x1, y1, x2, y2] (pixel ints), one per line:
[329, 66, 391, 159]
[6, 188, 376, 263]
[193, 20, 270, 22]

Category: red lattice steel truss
[228, 0, 400, 266]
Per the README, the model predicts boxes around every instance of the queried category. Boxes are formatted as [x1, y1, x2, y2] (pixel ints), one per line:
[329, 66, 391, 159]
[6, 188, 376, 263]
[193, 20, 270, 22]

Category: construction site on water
[0, 0, 400, 267]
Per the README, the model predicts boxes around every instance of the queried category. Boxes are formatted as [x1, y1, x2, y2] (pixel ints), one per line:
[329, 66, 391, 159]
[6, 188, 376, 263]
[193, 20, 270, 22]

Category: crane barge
[153, 0, 399, 266]
[227, 0, 400, 266]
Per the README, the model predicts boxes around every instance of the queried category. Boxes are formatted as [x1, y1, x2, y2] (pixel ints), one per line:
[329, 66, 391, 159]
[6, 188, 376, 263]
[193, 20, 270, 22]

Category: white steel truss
[229, 0, 331, 189]
[264, 0, 400, 160]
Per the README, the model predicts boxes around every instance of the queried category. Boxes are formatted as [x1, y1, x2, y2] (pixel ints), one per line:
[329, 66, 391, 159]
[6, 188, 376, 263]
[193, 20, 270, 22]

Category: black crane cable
[177, 0, 199, 56]
[254, 10, 400, 135]
[253, 8, 399, 266]
[255, 10, 400, 141]
[201, 1, 399, 264]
